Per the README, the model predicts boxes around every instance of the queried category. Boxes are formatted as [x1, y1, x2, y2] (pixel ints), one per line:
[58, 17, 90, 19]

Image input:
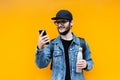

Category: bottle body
[76, 47, 83, 73]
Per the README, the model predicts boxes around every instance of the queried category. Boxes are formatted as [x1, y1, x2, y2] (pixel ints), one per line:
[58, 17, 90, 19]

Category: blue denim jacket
[36, 34, 94, 80]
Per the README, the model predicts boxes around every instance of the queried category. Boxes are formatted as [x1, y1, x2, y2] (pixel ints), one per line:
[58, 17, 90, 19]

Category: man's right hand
[37, 30, 50, 50]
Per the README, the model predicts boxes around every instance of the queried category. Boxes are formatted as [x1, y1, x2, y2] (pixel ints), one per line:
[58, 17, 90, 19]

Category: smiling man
[36, 10, 94, 80]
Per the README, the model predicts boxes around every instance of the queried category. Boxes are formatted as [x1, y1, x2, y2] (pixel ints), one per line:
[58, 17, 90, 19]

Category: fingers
[40, 30, 44, 37]
[38, 33, 50, 49]
[40, 35, 50, 44]
[76, 60, 87, 69]
[39, 34, 50, 43]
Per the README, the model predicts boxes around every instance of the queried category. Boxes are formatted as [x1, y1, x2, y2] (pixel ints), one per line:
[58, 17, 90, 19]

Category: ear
[70, 20, 73, 26]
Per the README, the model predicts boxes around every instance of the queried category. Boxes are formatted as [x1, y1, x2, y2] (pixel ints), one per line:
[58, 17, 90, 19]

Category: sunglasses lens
[54, 20, 68, 25]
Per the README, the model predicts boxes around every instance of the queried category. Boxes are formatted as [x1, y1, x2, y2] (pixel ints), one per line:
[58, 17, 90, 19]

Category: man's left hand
[76, 59, 88, 69]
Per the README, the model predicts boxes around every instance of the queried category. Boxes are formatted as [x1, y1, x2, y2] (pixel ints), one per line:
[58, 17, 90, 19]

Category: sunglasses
[54, 20, 69, 26]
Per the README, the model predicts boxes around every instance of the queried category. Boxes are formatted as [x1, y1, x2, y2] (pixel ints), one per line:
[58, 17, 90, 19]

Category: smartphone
[39, 30, 47, 36]
[39, 30, 49, 44]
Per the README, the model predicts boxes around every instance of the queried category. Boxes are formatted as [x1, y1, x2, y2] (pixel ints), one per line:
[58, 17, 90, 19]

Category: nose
[57, 23, 63, 27]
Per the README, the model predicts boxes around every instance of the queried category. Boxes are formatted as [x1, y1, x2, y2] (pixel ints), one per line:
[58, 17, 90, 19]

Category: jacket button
[72, 69, 74, 71]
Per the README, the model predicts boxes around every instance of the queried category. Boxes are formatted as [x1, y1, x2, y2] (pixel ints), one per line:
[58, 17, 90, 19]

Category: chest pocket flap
[53, 50, 63, 57]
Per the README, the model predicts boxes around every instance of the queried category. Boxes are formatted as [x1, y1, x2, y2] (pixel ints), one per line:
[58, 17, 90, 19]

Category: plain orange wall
[0, 0, 120, 80]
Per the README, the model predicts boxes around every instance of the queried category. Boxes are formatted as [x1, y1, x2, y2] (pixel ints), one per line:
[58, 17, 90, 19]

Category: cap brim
[51, 17, 69, 20]
[51, 17, 57, 20]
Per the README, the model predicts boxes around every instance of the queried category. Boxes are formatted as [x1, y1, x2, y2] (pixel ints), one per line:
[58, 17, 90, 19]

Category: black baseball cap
[51, 10, 73, 21]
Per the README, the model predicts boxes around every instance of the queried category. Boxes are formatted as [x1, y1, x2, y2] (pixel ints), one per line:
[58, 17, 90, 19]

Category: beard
[58, 24, 71, 35]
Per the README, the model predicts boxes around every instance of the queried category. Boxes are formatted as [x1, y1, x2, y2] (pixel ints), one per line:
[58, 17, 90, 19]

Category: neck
[60, 31, 73, 40]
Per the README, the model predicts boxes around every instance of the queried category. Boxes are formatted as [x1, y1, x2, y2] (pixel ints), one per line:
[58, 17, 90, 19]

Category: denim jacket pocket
[53, 50, 63, 57]
[53, 50, 63, 67]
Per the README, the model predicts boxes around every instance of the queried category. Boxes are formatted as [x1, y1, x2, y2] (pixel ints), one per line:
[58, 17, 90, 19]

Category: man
[36, 10, 94, 80]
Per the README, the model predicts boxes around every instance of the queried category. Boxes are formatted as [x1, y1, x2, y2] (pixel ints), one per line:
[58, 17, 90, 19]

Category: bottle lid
[79, 47, 82, 51]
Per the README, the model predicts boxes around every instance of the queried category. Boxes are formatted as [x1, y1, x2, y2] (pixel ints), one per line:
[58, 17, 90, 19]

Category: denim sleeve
[83, 42, 94, 71]
[35, 44, 51, 68]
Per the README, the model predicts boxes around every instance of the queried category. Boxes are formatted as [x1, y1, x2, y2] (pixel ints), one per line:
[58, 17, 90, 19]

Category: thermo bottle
[76, 47, 83, 73]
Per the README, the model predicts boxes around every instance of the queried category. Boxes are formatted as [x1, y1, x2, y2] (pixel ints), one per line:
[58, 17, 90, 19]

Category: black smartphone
[39, 30, 47, 36]
[39, 30, 49, 44]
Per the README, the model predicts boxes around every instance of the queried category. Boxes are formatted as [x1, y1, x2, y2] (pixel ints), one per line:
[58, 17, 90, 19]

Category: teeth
[59, 28, 64, 29]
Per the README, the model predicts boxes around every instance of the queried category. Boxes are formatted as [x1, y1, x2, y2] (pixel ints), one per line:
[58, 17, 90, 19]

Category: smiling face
[54, 19, 73, 35]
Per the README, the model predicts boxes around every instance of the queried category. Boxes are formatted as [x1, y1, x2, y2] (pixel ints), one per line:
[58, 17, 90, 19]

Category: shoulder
[50, 36, 61, 44]
[51, 38, 56, 42]
[72, 33, 85, 42]
[78, 37, 85, 40]
[49, 38, 56, 44]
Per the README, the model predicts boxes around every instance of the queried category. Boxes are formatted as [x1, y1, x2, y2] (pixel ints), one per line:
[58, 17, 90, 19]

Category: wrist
[37, 45, 43, 50]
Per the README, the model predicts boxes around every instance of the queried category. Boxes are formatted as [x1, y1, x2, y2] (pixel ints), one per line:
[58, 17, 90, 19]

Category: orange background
[0, 0, 120, 80]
